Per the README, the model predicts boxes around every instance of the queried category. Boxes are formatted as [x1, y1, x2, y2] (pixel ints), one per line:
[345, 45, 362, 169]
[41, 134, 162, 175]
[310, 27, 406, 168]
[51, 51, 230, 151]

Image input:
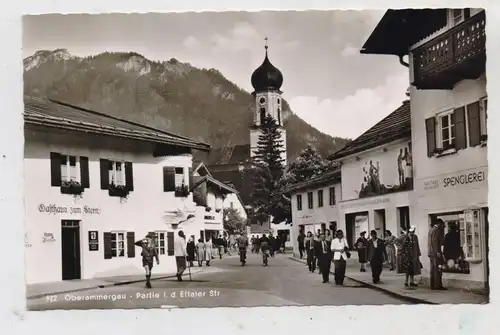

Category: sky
[22, 11, 409, 139]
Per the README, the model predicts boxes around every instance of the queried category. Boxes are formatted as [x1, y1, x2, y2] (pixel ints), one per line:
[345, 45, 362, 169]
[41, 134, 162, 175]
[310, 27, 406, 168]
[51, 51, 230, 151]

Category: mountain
[23, 49, 350, 161]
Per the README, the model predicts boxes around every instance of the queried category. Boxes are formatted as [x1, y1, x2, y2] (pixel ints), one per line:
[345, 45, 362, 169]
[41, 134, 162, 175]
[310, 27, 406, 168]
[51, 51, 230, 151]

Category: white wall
[223, 193, 248, 221]
[24, 126, 206, 284]
[340, 139, 412, 201]
[410, 75, 488, 287]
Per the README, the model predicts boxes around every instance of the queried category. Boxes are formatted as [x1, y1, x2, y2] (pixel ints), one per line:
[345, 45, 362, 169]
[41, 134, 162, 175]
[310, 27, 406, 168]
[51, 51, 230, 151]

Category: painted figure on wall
[357, 145, 413, 198]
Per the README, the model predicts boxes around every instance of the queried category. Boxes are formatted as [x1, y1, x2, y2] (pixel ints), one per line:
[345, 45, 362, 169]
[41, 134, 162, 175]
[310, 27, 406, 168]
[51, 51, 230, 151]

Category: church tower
[249, 39, 287, 165]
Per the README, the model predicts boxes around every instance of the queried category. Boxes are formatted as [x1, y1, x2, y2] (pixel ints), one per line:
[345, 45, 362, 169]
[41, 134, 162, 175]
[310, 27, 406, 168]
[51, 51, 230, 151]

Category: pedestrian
[325, 229, 333, 243]
[400, 226, 422, 287]
[297, 230, 306, 259]
[275, 235, 281, 254]
[260, 233, 270, 266]
[269, 232, 276, 257]
[428, 219, 446, 290]
[315, 231, 321, 273]
[134, 233, 159, 289]
[237, 231, 249, 265]
[186, 236, 196, 267]
[396, 230, 406, 273]
[317, 233, 333, 283]
[355, 231, 368, 272]
[196, 238, 205, 267]
[174, 230, 187, 281]
[384, 230, 396, 271]
[443, 222, 465, 265]
[305, 232, 316, 272]
[367, 230, 387, 284]
[331, 230, 350, 285]
[204, 237, 213, 266]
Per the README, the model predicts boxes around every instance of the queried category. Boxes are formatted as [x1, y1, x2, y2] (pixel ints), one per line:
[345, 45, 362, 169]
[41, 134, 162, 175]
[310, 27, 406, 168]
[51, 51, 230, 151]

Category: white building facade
[361, 8, 488, 291]
[331, 101, 413, 248]
[24, 96, 210, 284]
[288, 170, 342, 258]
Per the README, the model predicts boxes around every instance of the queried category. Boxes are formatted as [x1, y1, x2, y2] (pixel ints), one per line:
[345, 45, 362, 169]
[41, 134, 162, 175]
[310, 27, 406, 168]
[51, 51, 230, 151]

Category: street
[27, 253, 411, 310]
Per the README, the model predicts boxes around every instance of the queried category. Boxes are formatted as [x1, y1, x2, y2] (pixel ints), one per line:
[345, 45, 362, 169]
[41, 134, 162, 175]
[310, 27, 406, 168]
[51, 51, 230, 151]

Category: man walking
[316, 233, 332, 283]
[297, 230, 306, 259]
[367, 230, 387, 284]
[237, 232, 249, 265]
[135, 233, 159, 289]
[174, 230, 187, 281]
[429, 219, 446, 290]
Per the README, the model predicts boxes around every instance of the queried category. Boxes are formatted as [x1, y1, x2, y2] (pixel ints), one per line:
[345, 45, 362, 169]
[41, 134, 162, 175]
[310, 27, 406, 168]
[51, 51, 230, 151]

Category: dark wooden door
[61, 220, 81, 280]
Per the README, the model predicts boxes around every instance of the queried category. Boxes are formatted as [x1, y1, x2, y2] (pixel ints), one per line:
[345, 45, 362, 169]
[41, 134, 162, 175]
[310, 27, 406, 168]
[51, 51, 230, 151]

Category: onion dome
[251, 45, 283, 92]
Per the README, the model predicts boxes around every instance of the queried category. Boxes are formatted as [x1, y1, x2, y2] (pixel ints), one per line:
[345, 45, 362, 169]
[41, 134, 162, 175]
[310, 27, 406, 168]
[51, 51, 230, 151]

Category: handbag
[344, 246, 351, 259]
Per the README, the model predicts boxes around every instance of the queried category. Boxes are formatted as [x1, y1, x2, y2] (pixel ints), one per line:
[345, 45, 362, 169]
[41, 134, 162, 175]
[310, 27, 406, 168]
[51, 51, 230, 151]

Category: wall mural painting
[357, 145, 413, 198]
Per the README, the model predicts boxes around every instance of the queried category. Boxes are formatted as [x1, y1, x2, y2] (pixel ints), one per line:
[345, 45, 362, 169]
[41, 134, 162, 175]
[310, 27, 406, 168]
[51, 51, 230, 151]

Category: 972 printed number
[46, 295, 58, 303]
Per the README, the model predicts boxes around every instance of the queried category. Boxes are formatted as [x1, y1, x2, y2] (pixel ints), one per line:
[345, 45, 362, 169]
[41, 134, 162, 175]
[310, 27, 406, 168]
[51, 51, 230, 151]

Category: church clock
[259, 97, 267, 106]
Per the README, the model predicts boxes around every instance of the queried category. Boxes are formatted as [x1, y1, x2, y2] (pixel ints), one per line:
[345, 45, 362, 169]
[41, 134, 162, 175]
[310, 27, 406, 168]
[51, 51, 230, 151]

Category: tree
[284, 144, 336, 184]
[223, 207, 246, 234]
[250, 114, 286, 224]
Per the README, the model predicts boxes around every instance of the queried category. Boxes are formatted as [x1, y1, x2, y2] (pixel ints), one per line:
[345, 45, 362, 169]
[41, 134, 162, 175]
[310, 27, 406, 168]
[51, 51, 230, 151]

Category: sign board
[419, 167, 487, 193]
[88, 231, 99, 251]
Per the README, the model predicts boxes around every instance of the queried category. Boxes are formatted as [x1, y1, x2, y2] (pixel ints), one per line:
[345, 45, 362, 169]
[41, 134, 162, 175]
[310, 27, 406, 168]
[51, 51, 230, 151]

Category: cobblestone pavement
[27, 253, 411, 310]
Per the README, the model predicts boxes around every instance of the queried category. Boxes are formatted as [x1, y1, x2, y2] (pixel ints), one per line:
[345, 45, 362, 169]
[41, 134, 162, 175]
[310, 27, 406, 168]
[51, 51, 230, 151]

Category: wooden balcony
[412, 11, 485, 90]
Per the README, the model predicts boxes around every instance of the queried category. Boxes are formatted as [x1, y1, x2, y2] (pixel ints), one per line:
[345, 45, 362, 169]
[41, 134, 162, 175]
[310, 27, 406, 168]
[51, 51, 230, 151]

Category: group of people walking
[251, 232, 284, 255]
[299, 229, 351, 285]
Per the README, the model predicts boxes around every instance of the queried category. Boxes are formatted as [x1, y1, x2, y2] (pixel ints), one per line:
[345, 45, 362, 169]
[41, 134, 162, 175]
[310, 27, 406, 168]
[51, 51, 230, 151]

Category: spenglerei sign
[422, 167, 487, 191]
[38, 204, 101, 215]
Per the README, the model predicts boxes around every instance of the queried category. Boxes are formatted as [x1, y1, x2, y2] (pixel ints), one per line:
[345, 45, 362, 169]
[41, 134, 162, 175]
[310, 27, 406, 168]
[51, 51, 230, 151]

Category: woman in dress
[196, 239, 205, 267]
[355, 231, 368, 272]
[385, 230, 396, 271]
[186, 237, 196, 267]
[400, 226, 422, 287]
[204, 237, 213, 266]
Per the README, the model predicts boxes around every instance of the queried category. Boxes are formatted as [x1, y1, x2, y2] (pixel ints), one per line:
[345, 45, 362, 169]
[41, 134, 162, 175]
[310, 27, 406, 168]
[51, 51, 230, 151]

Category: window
[260, 108, 266, 125]
[329, 187, 336, 206]
[439, 111, 455, 150]
[109, 160, 125, 186]
[317, 189, 324, 207]
[307, 192, 313, 209]
[111, 232, 125, 258]
[452, 9, 464, 25]
[61, 155, 79, 181]
[155, 231, 166, 255]
[175, 167, 185, 187]
[230, 202, 234, 209]
[296, 194, 302, 211]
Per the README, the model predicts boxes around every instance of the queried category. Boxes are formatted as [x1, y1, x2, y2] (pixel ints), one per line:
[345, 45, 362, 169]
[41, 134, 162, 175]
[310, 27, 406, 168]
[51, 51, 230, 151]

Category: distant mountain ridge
[23, 49, 349, 161]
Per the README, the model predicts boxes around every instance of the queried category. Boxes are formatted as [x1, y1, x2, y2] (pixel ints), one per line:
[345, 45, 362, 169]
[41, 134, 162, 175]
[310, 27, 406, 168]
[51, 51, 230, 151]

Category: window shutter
[167, 232, 175, 256]
[50, 152, 62, 187]
[467, 101, 481, 146]
[454, 107, 467, 150]
[100, 159, 109, 190]
[425, 117, 436, 157]
[464, 9, 471, 19]
[103, 232, 113, 259]
[189, 167, 194, 192]
[80, 156, 90, 188]
[163, 166, 176, 192]
[127, 232, 135, 258]
[125, 162, 134, 191]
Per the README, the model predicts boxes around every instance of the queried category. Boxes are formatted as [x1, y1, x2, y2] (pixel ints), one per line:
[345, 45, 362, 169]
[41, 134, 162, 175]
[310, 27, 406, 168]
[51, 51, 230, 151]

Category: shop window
[329, 187, 336, 206]
[307, 192, 313, 209]
[463, 209, 482, 260]
[317, 189, 324, 207]
[296, 194, 302, 211]
[154, 231, 166, 255]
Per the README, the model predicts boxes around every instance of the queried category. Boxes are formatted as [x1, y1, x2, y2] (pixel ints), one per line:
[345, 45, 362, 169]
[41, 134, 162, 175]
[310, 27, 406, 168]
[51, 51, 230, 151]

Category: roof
[329, 100, 411, 160]
[193, 161, 212, 177]
[209, 168, 254, 206]
[285, 169, 341, 194]
[194, 175, 238, 195]
[24, 96, 211, 151]
[360, 9, 447, 56]
[206, 144, 251, 166]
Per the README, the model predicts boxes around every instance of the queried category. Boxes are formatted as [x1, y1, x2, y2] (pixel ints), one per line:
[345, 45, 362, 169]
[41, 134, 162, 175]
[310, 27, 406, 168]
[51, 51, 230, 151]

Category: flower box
[205, 206, 212, 212]
[215, 208, 221, 213]
[109, 184, 130, 198]
[175, 185, 190, 198]
[61, 180, 84, 196]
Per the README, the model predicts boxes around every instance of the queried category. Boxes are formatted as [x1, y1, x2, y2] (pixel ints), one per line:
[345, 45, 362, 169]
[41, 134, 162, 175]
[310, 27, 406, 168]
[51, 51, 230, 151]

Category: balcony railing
[412, 11, 485, 90]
